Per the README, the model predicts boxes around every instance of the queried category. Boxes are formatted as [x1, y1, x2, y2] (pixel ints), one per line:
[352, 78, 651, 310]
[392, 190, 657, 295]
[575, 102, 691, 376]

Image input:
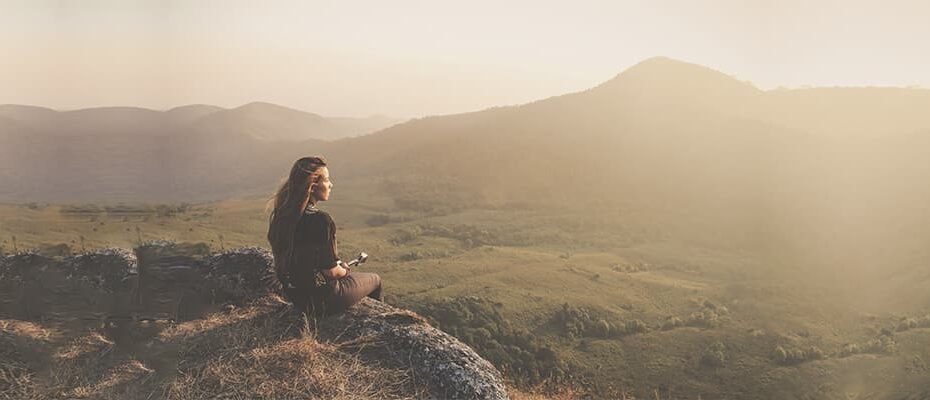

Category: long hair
[266, 156, 328, 282]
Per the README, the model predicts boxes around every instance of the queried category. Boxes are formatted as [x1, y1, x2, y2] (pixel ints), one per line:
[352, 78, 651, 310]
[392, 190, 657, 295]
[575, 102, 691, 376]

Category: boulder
[319, 297, 510, 400]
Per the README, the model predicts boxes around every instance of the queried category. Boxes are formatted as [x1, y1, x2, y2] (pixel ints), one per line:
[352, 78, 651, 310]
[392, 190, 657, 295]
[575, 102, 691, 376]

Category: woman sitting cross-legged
[266, 155, 383, 316]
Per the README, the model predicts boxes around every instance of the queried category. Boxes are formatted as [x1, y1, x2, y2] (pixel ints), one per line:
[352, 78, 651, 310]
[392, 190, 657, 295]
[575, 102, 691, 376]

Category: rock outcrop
[0, 242, 509, 400]
[320, 298, 509, 400]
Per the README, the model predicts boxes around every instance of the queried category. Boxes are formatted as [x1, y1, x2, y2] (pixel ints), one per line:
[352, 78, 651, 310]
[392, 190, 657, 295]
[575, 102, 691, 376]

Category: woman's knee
[354, 271, 380, 287]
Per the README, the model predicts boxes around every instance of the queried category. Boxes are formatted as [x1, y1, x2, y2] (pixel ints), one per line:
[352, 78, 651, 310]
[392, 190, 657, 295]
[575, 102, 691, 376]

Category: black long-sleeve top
[290, 206, 340, 287]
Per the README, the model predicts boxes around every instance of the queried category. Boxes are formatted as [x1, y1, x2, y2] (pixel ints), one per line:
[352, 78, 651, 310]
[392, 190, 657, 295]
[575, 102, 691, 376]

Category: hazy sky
[2, 0, 929, 117]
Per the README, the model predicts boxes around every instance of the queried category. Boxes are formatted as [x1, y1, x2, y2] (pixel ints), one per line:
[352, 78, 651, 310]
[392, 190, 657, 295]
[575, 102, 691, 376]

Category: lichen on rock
[319, 298, 510, 400]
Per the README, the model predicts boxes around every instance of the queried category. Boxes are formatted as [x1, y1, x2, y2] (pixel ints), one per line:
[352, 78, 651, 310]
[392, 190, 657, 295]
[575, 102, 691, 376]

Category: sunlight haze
[2, 0, 929, 117]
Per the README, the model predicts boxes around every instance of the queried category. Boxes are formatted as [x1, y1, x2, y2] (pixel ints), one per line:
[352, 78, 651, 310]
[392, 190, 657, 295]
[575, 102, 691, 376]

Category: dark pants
[291, 272, 383, 317]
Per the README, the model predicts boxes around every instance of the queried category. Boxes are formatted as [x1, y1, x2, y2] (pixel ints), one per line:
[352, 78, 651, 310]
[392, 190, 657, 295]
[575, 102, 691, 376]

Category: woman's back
[290, 206, 338, 288]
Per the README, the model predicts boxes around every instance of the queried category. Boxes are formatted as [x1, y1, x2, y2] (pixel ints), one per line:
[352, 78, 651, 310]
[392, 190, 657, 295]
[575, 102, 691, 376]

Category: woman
[267, 156, 383, 316]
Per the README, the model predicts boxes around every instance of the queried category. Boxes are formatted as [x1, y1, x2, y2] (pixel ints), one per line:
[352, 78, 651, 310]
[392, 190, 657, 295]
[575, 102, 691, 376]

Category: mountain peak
[583, 57, 761, 113]
[236, 101, 303, 113]
[166, 104, 225, 113]
[628, 55, 687, 69]
[165, 104, 225, 123]
[598, 56, 760, 95]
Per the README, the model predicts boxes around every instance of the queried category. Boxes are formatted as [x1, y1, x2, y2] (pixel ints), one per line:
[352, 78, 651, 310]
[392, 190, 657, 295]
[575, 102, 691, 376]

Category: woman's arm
[321, 260, 349, 279]
[314, 211, 347, 279]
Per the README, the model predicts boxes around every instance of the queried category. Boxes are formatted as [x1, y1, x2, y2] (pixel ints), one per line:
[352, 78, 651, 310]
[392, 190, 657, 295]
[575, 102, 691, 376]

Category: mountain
[310, 57, 930, 269]
[328, 114, 407, 138]
[327, 58, 812, 207]
[329, 57, 930, 206]
[0, 104, 59, 123]
[193, 102, 343, 142]
[164, 104, 226, 124]
[0, 102, 401, 202]
[2, 57, 930, 212]
[0, 102, 402, 141]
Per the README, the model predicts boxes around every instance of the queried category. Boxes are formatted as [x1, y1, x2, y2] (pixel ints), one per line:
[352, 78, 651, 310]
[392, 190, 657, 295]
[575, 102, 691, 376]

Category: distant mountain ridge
[0, 102, 402, 202]
[2, 57, 930, 207]
[0, 102, 404, 141]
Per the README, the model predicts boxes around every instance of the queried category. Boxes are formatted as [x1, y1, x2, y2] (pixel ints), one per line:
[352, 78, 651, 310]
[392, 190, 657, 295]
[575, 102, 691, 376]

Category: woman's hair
[266, 156, 328, 282]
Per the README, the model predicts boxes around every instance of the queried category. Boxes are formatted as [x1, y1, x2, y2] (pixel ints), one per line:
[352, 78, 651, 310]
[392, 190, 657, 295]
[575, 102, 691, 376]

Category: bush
[920, 315, 930, 328]
[772, 346, 788, 364]
[771, 345, 826, 365]
[893, 314, 930, 333]
[686, 309, 720, 328]
[625, 319, 649, 334]
[413, 296, 570, 386]
[661, 316, 683, 331]
[550, 304, 646, 338]
[839, 343, 860, 357]
[594, 319, 611, 338]
[835, 318, 915, 358]
[552, 304, 592, 340]
[896, 318, 919, 332]
[700, 342, 726, 368]
[861, 335, 897, 355]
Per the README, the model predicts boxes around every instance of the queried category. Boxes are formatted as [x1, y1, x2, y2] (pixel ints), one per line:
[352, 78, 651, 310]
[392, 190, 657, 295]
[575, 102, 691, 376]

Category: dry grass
[1, 295, 428, 400]
[166, 338, 416, 399]
[161, 296, 423, 399]
[0, 320, 56, 400]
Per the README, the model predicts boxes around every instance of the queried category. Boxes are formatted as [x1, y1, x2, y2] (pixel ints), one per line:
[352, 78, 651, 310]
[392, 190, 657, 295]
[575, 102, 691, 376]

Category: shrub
[896, 318, 919, 332]
[686, 309, 720, 328]
[892, 313, 930, 332]
[806, 346, 826, 360]
[594, 319, 611, 338]
[838, 334, 897, 358]
[413, 296, 570, 386]
[624, 319, 649, 334]
[840, 343, 860, 357]
[700, 342, 726, 368]
[611, 261, 649, 273]
[661, 316, 684, 331]
[552, 304, 591, 340]
[919, 315, 930, 328]
[550, 304, 646, 338]
[772, 346, 788, 364]
[771, 345, 827, 365]
[863, 335, 897, 354]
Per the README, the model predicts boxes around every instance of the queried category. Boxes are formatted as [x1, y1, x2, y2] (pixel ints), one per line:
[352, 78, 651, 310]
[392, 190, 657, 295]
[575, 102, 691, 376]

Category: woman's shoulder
[302, 206, 334, 223]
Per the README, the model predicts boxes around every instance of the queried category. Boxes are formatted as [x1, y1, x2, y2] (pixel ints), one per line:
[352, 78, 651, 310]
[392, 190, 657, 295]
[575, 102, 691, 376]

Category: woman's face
[311, 166, 333, 201]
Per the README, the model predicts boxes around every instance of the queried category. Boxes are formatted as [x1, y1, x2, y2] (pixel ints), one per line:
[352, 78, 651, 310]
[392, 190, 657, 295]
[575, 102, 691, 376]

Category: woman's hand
[321, 262, 349, 280]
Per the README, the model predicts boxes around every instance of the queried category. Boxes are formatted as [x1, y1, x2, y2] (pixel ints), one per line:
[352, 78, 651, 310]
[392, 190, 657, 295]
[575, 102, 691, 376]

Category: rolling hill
[0, 102, 401, 202]
[2, 57, 930, 232]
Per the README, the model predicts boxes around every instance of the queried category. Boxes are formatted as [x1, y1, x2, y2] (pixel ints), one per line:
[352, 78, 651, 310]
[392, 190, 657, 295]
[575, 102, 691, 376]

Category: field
[3, 184, 930, 399]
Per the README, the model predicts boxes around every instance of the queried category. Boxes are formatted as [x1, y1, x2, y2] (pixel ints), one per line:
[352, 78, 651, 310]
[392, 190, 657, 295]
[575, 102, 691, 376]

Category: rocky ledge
[319, 297, 509, 400]
[0, 242, 509, 400]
